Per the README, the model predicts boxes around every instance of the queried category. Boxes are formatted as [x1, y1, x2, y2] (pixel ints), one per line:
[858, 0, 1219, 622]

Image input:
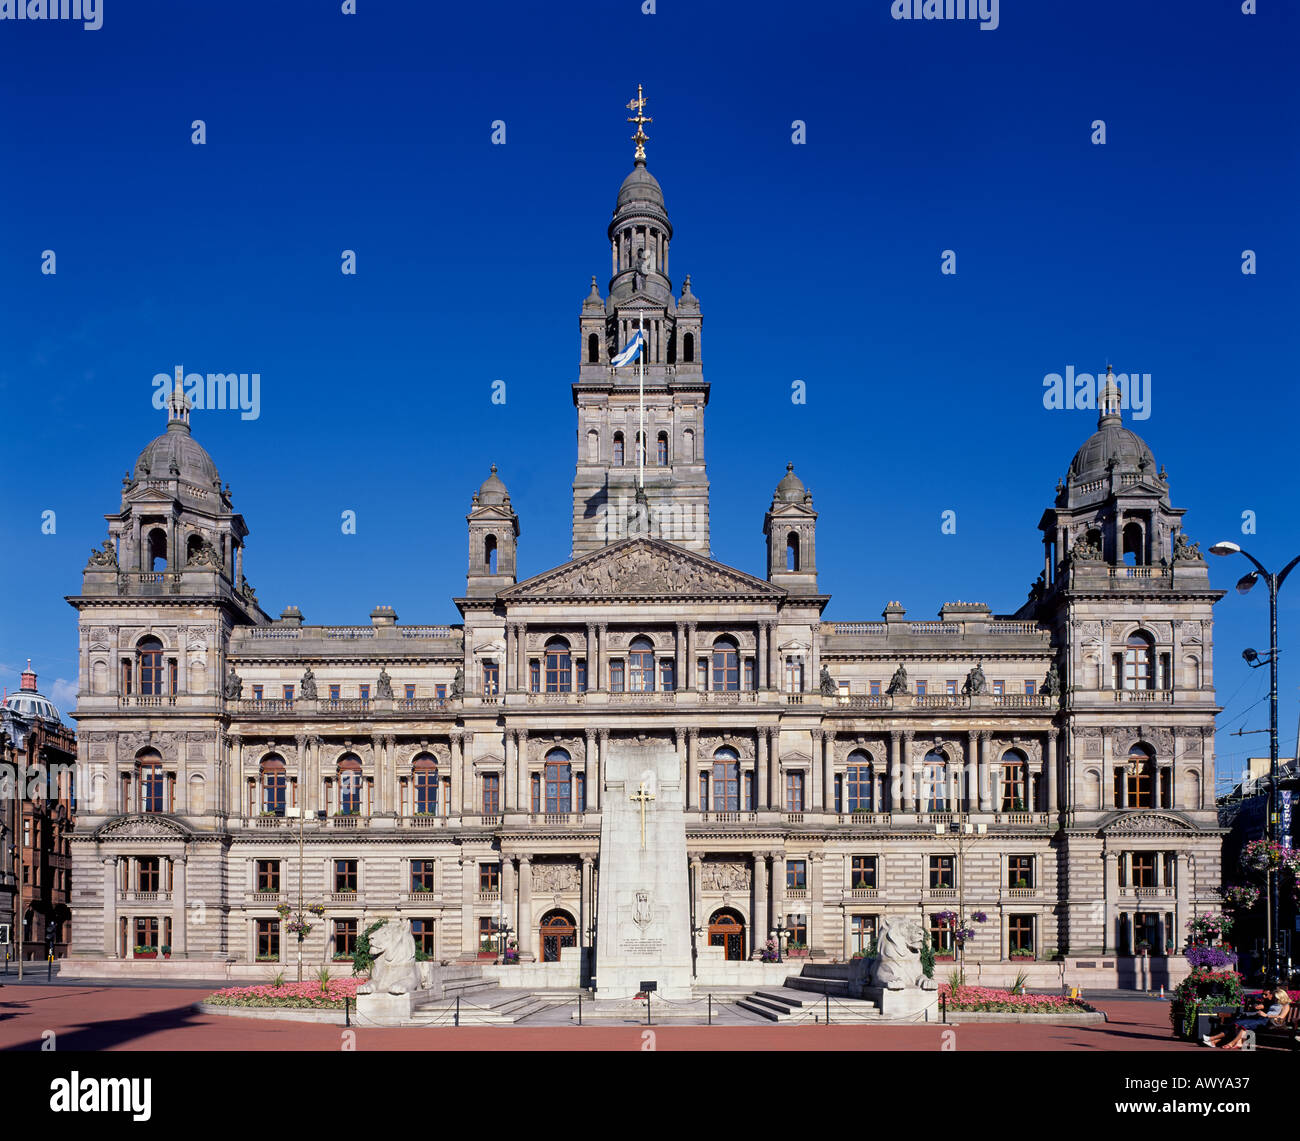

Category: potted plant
[478, 938, 499, 961]
[1136, 940, 1151, 956]
[1170, 957, 1243, 1040]
[1010, 947, 1035, 960]
[502, 938, 520, 964]
[786, 941, 810, 959]
[1011, 877, 1029, 889]
[160, 944, 172, 959]
[133, 945, 157, 959]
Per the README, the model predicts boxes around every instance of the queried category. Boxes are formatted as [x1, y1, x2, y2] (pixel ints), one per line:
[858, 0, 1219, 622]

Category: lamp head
[1236, 571, 1258, 595]
[1210, 541, 1241, 557]
[1243, 648, 1259, 665]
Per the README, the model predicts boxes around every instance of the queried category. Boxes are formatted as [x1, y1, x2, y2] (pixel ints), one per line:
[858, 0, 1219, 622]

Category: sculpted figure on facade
[962, 661, 988, 696]
[886, 663, 909, 695]
[299, 665, 318, 700]
[223, 666, 243, 700]
[376, 667, 393, 699]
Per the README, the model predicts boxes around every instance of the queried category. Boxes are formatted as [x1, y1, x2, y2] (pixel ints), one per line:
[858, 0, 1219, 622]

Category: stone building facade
[64, 144, 1224, 985]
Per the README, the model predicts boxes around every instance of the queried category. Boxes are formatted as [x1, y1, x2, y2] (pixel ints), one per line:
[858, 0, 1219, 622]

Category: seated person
[1203, 989, 1290, 1048]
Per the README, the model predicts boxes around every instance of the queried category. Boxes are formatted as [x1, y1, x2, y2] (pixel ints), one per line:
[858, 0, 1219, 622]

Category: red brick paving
[0, 985, 1200, 1051]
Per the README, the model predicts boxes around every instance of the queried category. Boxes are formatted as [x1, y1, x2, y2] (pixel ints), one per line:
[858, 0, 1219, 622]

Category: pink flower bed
[939, 984, 1089, 1013]
[204, 978, 368, 1009]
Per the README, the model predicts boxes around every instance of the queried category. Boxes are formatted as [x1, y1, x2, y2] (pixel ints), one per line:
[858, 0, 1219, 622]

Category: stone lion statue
[869, 916, 937, 991]
[357, 918, 420, 996]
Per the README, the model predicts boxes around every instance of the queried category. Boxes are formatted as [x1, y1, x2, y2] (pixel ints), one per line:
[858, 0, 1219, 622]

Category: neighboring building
[1, 661, 77, 961]
[63, 124, 1225, 985]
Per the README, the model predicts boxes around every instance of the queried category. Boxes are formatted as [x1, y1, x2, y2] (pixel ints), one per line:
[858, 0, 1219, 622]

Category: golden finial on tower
[626, 84, 652, 163]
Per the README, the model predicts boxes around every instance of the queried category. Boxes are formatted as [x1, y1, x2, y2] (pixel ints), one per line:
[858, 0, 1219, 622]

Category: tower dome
[132, 372, 221, 487]
[774, 463, 809, 504]
[1067, 366, 1156, 483]
[476, 464, 510, 505]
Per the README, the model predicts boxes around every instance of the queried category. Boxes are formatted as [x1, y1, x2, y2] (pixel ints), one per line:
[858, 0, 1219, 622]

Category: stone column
[460, 856, 476, 958]
[230, 734, 243, 821]
[965, 730, 978, 812]
[173, 854, 188, 958]
[516, 729, 529, 813]
[674, 728, 687, 799]
[451, 732, 464, 817]
[1173, 852, 1186, 953]
[685, 729, 697, 809]
[768, 729, 781, 809]
[500, 857, 515, 950]
[517, 856, 533, 959]
[756, 730, 769, 811]
[371, 734, 385, 815]
[585, 623, 597, 691]
[689, 856, 703, 947]
[515, 623, 528, 693]
[769, 848, 785, 936]
[751, 852, 768, 957]
[900, 732, 913, 812]
[842, 908, 852, 959]
[822, 730, 835, 813]
[103, 857, 118, 957]
[581, 857, 594, 946]
[505, 624, 516, 691]
[809, 854, 824, 954]
[757, 623, 768, 690]
[685, 622, 697, 690]
[766, 623, 779, 693]
[1103, 849, 1119, 954]
[504, 731, 517, 812]
[1102, 734, 1115, 809]
[975, 732, 989, 811]
[596, 623, 608, 690]
[808, 623, 820, 694]
[594, 730, 607, 811]
[675, 623, 686, 691]
[1046, 729, 1058, 814]
[809, 729, 823, 811]
[585, 730, 597, 814]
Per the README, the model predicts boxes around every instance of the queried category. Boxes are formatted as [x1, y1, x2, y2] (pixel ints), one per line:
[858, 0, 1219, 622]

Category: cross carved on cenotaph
[630, 780, 656, 850]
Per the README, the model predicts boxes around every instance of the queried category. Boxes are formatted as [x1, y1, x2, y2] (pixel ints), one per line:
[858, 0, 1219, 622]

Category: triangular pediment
[501, 538, 785, 602]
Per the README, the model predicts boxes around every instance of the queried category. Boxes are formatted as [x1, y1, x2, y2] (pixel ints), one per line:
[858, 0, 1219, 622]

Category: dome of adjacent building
[477, 464, 509, 505]
[774, 463, 808, 503]
[4, 660, 62, 724]
[133, 421, 221, 487]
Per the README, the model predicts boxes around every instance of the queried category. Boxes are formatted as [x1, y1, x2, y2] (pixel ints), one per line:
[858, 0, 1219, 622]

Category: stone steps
[410, 986, 572, 1026]
[785, 974, 852, 997]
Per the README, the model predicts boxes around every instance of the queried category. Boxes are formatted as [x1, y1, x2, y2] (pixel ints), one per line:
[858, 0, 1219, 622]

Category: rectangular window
[786, 860, 807, 891]
[359, 684, 370, 701]
[697, 658, 708, 690]
[929, 855, 954, 889]
[405, 684, 416, 701]
[1008, 914, 1035, 954]
[743, 771, 754, 812]
[610, 660, 625, 692]
[482, 774, 500, 815]
[479, 862, 500, 892]
[1024, 679, 1036, 696]
[334, 859, 358, 893]
[482, 661, 499, 695]
[283, 684, 294, 704]
[576, 660, 588, 692]
[134, 916, 159, 951]
[530, 660, 541, 693]
[169, 659, 178, 696]
[257, 919, 280, 961]
[1130, 852, 1157, 888]
[1008, 855, 1034, 890]
[531, 773, 541, 813]
[787, 914, 807, 947]
[916, 680, 927, 696]
[660, 659, 675, 691]
[785, 771, 805, 812]
[929, 914, 954, 953]
[992, 680, 1004, 696]
[329, 684, 340, 701]
[435, 683, 447, 701]
[851, 914, 878, 954]
[834, 773, 843, 814]
[869, 680, 881, 696]
[744, 659, 755, 690]
[333, 919, 357, 958]
[411, 918, 436, 955]
[850, 856, 877, 890]
[576, 772, 587, 812]
[698, 771, 709, 811]
[137, 856, 160, 892]
[946, 679, 957, 696]
[256, 859, 280, 893]
[837, 680, 850, 702]
[411, 860, 436, 893]
[252, 684, 263, 701]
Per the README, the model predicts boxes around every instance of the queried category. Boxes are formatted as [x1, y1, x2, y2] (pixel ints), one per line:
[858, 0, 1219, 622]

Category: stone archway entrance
[539, 909, 577, 963]
[708, 908, 746, 961]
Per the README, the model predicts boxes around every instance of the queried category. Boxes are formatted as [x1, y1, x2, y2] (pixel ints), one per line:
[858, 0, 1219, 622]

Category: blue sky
[1, 1, 1296, 791]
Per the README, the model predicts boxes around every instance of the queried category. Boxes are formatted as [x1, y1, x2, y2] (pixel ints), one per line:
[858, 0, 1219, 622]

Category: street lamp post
[1210, 540, 1300, 986]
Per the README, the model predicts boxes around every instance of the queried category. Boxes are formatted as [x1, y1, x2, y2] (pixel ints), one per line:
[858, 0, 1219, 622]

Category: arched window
[137, 751, 166, 813]
[1000, 749, 1028, 812]
[539, 909, 577, 962]
[545, 638, 572, 693]
[147, 528, 167, 571]
[1120, 744, 1156, 808]
[1122, 521, 1144, 567]
[260, 755, 286, 816]
[544, 749, 572, 813]
[656, 432, 668, 465]
[921, 750, 947, 812]
[613, 432, 625, 466]
[683, 428, 695, 463]
[137, 637, 164, 696]
[786, 531, 800, 572]
[337, 755, 363, 816]
[1124, 631, 1155, 690]
[845, 750, 874, 812]
[484, 534, 498, 575]
[587, 332, 600, 363]
[628, 636, 656, 693]
[712, 748, 740, 811]
[711, 636, 739, 691]
[683, 332, 695, 363]
[635, 431, 646, 466]
[412, 754, 438, 815]
[186, 533, 204, 563]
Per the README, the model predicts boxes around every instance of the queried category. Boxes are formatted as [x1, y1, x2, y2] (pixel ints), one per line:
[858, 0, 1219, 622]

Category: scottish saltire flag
[611, 329, 644, 367]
